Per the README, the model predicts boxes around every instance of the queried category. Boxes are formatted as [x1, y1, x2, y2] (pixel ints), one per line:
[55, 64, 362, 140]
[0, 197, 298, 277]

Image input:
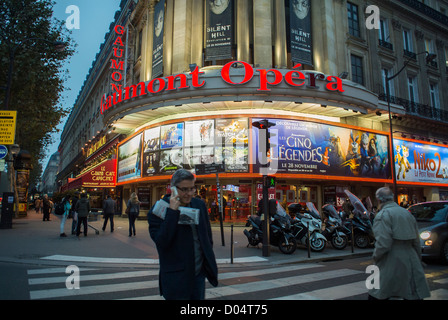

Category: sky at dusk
[42, 0, 121, 167]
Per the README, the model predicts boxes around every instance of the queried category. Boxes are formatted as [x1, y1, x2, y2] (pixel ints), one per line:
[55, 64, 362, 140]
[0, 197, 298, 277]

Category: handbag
[125, 206, 130, 214]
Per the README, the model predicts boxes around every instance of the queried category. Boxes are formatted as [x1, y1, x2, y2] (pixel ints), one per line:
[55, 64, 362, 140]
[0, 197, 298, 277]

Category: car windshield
[409, 203, 448, 223]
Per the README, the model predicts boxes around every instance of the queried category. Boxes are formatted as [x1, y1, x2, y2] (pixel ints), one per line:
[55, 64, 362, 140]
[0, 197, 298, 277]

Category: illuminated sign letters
[100, 60, 345, 115]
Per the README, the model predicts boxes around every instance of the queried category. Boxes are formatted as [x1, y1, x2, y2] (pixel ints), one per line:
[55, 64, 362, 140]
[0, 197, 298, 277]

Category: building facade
[57, 0, 448, 222]
[40, 152, 60, 197]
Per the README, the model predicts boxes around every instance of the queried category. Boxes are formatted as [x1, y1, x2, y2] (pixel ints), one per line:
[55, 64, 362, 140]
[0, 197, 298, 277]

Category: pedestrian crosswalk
[26, 263, 448, 300]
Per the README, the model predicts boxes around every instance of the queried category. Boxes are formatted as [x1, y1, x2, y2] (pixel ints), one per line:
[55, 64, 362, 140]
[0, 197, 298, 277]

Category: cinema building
[57, 0, 448, 222]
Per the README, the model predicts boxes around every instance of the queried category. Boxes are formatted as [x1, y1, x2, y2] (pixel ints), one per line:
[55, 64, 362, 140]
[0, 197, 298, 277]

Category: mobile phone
[171, 186, 178, 198]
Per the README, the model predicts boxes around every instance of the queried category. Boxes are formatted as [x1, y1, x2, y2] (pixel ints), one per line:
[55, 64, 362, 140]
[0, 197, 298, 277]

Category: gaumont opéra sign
[102, 26, 345, 115]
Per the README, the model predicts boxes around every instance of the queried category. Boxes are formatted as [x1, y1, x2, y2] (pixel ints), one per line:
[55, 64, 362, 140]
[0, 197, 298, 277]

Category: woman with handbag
[126, 192, 140, 237]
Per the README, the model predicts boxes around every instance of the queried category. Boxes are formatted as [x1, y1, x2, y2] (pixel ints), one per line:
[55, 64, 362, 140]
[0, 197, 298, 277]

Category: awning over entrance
[62, 159, 117, 191]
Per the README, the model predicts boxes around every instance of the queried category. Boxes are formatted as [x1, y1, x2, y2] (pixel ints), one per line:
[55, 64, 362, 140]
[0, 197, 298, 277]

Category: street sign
[194, 163, 225, 175]
[0, 145, 8, 159]
[0, 111, 17, 145]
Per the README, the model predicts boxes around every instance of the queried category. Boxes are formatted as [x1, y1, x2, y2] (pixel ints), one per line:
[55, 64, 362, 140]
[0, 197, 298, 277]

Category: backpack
[54, 201, 65, 215]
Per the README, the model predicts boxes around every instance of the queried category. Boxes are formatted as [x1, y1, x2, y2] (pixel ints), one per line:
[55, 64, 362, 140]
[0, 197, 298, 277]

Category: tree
[0, 0, 75, 188]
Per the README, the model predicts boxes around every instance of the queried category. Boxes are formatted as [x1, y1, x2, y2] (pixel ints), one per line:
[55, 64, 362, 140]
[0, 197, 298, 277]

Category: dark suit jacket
[148, 196, 218, 300]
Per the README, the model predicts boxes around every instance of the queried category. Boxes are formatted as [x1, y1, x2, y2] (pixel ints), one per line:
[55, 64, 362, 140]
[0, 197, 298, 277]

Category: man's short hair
[376, 187, 394, 203]
[171, 169, 195, 187]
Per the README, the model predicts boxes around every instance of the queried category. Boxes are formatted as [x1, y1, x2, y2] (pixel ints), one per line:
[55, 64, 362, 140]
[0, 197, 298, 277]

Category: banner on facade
[289, 0, 313, 65]
[117, 133, 142, 182]
[152, 0, 165, 78]
[253, 118, 390, 179]
[393, 138, 448, 185]
[205, 0, 233, 61]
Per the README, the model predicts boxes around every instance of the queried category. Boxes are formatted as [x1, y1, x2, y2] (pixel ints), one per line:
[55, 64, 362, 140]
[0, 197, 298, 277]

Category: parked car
[408, 201, 448, 264]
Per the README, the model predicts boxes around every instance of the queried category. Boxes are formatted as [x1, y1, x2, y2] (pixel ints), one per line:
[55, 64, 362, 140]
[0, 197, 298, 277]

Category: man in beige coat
[369, 187, 430, 300]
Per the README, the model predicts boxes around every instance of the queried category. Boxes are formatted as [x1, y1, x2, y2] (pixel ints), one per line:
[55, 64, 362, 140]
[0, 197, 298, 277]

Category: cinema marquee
[100, 60, 345, 115]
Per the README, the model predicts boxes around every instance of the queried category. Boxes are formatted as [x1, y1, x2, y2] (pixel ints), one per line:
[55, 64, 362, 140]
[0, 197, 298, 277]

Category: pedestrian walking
[71, 192, 79, 235]
[42, 194, 51, 221]
[126, 192, 140, 236]
[59, 195, 71, 237]
[75, 193, 91, 237]
[102, 195, 116, 232]
[368, 187, 430, 300]
[148, 169, 218, 300]
[34, 197, 41, 214]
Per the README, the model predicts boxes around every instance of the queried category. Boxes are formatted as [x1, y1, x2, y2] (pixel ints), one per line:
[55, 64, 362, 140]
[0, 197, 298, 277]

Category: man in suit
[148, 169, 218, 300]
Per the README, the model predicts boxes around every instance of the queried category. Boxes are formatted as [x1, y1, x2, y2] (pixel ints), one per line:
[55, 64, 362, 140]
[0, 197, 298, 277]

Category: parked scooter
[343, 190, 375, 249]
[244, 200, 297, 254]
[289, 202, 327, 252]
[321, 204, 348, 250]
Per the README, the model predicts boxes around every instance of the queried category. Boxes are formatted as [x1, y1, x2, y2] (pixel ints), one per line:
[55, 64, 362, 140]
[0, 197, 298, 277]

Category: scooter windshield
[323, 204, 339, 219]
[344, 190, 369, 218]
[276, 202, 287, 217]
[306, 202, 321, 220]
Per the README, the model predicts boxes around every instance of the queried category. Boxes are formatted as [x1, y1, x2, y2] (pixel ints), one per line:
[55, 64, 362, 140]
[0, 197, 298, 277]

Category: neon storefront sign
[102, 26, 345, 114]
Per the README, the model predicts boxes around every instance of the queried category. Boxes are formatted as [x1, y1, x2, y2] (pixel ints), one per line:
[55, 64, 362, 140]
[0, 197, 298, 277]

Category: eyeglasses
[176, 186, 197, 194]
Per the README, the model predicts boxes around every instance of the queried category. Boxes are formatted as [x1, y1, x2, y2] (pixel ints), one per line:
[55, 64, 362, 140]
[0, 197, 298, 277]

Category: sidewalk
[0, 210, 373, 268]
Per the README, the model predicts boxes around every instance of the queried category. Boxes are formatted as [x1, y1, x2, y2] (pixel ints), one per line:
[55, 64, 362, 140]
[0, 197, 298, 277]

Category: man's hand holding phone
[169, 186, 181, 211]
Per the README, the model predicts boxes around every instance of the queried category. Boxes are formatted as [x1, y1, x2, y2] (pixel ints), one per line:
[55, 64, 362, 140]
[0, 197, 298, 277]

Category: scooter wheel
[331, 235, 347, 250]
[278, 237, 297, 254]
[354, 233, 370, 249]
[309, 237, 326, 252]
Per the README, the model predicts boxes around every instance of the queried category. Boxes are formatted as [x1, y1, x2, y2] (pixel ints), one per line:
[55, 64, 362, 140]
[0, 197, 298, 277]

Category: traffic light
[253, 119, 276, 159]
[263, 175, 276, 188]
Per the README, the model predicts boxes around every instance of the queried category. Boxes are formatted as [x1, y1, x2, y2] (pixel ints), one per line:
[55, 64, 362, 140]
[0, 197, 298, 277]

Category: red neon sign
[100, 60, 345, 115]
[110, 25, 125, 94]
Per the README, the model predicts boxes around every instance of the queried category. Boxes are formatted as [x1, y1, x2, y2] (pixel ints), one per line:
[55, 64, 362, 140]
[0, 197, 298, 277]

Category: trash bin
[0, 192, 14, 229]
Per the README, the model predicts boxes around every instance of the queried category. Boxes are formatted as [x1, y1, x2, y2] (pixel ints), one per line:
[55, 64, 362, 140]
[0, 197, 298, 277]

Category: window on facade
[135, 29, 143, 60]
[347, 2, 360, 38]
[378, 19, 392, 50]
[425, 38, 436, 54]
[407, 76, 419, 104]
[351, 55, 364, 85]
[429, 83, 440, 109]
[445, 47, 448, 68]
[403, 28, 415, 57]
[382, 68, 395, 96]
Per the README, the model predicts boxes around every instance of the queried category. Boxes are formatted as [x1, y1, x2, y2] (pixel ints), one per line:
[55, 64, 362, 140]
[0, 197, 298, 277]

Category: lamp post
[3, 38, 66, 110]
[384, 51, 437, 203]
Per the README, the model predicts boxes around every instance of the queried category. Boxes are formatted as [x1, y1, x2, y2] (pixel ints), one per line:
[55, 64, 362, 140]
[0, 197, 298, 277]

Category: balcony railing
[399, 0, 448, 27]
[378, 93, 448, 123]
[379, 40, 393, 51]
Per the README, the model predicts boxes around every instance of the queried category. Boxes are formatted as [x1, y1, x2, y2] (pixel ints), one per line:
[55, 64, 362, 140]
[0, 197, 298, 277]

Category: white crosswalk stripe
[26, 265, 448, 300]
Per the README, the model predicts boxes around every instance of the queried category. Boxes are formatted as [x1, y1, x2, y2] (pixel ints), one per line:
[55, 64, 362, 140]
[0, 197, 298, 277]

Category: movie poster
[393, 138, 448, 184]
[142, 127, 160, 177]
[152, 0, 165, 78]
[253, 119, 390, 179]
[159, 123, 184, 174]
[117, 133, 142, 182]
[215, 118, 249, 172]
[205, 0, 233, 61]
[289, 0, 313, 65]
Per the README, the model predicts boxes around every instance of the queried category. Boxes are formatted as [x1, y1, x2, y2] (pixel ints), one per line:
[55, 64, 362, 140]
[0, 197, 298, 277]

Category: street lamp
[384, 51, 437, 203]
[3, 38, 67, 110]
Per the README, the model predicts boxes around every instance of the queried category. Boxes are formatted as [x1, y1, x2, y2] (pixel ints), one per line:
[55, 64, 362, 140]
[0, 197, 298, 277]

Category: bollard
[307, 222, 311, 258]
[230, 224, 234, 264]
[351, 222, 355, 253]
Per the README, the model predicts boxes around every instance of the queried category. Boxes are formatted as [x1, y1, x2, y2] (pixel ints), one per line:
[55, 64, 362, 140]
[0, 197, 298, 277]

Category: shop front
[114, 112, 396, 223]
[103, 61, 448, 223]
